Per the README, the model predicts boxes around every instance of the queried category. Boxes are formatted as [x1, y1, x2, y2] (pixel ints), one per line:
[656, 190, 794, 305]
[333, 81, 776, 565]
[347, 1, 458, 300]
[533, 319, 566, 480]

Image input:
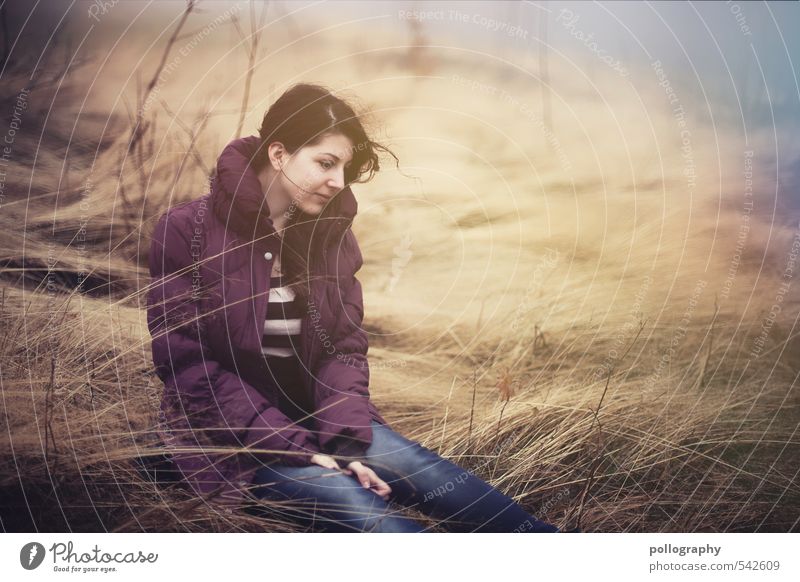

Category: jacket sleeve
[147, 209, 320, 467]
[312, 228, 375, 466]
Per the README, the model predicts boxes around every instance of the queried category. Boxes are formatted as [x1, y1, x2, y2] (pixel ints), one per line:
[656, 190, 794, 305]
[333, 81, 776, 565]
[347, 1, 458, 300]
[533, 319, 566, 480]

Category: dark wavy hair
[252, 82, 398, 301]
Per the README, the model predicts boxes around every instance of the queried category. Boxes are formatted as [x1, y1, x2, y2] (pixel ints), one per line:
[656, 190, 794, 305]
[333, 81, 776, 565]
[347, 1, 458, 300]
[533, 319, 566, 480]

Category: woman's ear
[268, 141, 285, 171]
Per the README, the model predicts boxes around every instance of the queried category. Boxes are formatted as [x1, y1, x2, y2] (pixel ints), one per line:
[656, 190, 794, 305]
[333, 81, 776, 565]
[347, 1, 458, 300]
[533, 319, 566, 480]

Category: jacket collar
[209, 135, 358, 252]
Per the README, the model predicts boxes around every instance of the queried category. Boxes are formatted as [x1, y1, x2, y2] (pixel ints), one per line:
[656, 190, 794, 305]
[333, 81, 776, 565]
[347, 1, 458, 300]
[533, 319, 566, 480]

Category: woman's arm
[312, 228, 376, 466]
[147, 209, 321, 466]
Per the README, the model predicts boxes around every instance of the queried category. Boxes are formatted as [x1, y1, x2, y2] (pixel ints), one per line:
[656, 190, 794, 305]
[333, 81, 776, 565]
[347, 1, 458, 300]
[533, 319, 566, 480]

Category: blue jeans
[249, 420, 560, 533]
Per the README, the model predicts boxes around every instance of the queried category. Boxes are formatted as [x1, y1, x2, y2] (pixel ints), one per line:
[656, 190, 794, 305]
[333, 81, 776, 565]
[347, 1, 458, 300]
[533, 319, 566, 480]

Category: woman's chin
[295, 203, 324, 217]
[290, 204, 322, 216]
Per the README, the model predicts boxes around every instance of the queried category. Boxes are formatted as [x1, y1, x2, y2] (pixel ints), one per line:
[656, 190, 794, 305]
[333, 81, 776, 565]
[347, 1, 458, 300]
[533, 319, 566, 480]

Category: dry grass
[1, 5, 798, 532]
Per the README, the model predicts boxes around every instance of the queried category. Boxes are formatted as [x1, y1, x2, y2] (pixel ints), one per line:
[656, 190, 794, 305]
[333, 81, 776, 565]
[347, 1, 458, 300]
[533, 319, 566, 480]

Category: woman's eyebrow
[321, 152, 352, 165]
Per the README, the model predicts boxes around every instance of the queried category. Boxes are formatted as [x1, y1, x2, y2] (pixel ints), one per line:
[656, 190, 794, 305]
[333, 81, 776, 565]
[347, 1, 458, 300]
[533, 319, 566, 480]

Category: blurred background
[0, 0, 797, 533]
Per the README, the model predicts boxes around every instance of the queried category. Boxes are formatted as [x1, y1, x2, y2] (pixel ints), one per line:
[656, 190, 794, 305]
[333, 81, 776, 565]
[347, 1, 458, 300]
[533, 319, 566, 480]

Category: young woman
[147, 83, 562, 533]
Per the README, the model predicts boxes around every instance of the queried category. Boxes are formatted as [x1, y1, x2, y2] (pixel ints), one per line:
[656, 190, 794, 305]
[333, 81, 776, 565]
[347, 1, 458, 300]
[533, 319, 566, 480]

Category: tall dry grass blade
[575, 319, 646, 531]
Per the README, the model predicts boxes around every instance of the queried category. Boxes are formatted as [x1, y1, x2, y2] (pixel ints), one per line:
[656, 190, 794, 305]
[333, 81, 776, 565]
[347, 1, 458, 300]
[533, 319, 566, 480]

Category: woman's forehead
[309, 133, 355, 160]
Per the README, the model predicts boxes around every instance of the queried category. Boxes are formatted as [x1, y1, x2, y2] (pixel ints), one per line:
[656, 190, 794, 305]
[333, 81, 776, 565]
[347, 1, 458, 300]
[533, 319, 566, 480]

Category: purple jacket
[146, 135, 388, 508]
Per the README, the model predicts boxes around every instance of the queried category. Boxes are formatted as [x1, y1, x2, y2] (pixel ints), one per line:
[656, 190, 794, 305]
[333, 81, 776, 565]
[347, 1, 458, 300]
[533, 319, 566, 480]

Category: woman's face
[272, 132, 356, 216]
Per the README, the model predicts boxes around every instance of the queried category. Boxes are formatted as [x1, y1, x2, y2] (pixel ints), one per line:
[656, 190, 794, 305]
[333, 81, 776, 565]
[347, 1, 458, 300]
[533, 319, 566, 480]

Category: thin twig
[129, 0, 196, 148]
[232, 1, 268, 138]
[467, 370, 477, 454]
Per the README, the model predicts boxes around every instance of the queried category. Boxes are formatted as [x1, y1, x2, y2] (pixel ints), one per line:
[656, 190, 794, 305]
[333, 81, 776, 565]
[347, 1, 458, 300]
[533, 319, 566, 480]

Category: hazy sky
[5, 1, 799, 196]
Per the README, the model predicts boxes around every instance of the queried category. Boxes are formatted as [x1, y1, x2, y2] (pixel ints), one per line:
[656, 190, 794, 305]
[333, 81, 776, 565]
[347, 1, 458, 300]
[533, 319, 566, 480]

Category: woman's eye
[319, 160, 334, 170]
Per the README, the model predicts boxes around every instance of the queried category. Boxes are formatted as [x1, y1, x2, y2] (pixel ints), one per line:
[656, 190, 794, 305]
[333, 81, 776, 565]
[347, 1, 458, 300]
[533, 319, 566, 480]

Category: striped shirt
[261, 275, 302, 358]
[261, 275, 313, 423]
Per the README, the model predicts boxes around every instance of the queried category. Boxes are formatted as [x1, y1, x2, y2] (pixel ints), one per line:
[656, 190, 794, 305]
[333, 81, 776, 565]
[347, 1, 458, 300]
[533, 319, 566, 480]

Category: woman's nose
[328, 169, 345, 190]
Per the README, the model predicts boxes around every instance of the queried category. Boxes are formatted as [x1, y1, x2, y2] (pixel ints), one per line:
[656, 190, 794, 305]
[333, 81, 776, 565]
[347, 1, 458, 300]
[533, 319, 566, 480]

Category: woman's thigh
[364, 421, 559, 532]
[249, 460, 426, 533]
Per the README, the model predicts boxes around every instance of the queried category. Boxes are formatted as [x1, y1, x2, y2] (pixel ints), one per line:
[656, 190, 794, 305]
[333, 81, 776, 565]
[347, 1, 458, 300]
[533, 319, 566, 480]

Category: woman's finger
[347, 465, 390, 499]
[365, 468, 391, 497]
[373, 478, 391, 497]
[351, 466, 374, 488]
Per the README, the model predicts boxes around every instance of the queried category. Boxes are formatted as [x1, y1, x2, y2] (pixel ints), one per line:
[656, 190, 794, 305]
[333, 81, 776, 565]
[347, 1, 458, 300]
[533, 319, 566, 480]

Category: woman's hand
[310, 455, 391, 501]
[344, 461, 392, 501]
[310, 453, 350, 472]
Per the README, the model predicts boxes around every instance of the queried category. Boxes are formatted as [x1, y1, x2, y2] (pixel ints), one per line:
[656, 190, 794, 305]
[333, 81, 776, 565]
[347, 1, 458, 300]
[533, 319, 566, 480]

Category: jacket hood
[209, 134, 358, 250]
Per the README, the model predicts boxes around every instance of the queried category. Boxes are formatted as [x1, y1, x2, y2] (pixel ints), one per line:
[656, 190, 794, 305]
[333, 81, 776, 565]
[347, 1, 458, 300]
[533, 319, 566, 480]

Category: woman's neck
[256, 163, 291, 233]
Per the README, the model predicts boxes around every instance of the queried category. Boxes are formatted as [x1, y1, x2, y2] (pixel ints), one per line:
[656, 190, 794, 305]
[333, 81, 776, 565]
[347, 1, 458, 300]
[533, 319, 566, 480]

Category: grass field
[0, 3, 797, 532]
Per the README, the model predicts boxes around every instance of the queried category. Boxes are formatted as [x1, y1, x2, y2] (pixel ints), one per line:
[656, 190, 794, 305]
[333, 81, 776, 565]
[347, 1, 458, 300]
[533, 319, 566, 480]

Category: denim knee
[251, 466, 425, 533]
[366, 423, 450, 480]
